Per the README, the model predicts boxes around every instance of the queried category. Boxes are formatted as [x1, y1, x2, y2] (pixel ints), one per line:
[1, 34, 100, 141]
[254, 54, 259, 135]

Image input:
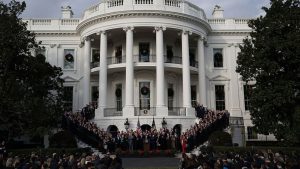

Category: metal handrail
[164, 55, 182, 64]
[133, 54, 156, 63]
[107, 56, 126, 65]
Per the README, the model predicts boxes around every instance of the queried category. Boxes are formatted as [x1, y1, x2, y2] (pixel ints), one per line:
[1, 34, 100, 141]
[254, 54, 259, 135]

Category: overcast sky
[3, 0, 270, 19]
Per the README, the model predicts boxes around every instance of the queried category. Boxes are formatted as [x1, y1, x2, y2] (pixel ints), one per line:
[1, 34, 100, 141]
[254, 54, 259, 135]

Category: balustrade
[135, 0, 153, 4]
[107, 56, 126, 65]
[104, 108, 123, 117]
[135, 107, 156, 116]
[107, 0, 124, 8]
[168, 107, 186, 116]
[164, 0, 181, 7]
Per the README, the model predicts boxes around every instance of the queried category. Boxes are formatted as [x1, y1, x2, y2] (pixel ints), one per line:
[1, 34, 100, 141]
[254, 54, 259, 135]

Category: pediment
[62, 75, 79, 82]
[210, 75, 230, 81]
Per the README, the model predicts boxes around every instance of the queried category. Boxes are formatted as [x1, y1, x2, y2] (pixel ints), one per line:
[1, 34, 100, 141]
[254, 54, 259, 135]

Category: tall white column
[229, 43, 242, 117]
[97, 31, 108, 118]
[197, 36, 207, 107]
[123, 26, 135, 117]
[155, 26, 168, 116]
[182, 31, 192, 109]
[83, 37, 91, 106]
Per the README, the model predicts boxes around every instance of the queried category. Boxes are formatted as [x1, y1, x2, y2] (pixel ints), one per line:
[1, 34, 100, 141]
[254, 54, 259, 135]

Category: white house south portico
[24, 0, 277, 143]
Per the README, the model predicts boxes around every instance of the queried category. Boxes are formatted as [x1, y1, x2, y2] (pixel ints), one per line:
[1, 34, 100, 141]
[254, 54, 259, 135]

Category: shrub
[208, 131, 232, 146]
[49, 130, 77, 148]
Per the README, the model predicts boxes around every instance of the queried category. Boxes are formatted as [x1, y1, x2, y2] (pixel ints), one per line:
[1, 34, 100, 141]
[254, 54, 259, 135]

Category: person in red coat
[181, 135, 187, 154]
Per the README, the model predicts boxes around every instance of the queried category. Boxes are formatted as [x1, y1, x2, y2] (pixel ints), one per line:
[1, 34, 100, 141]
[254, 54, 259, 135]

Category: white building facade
[25, 0, 275, 145]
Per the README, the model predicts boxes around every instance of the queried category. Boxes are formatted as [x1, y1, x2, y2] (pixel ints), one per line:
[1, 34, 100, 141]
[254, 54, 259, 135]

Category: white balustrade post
[197, 36, 207, 107]
[182, 30, 193, 116]
[83, 37, 91, 107]
[123, 26, 135, 117]
[97, 31, 108, 119]
[155, 26, 168, 116]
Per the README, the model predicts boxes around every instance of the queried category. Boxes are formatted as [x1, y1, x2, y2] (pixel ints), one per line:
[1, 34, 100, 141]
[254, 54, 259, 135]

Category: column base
[123, 106, 135, 117]
[186, 107, 196, 117]
[156, 106, 168, 117]
[95, 107, 104, 119]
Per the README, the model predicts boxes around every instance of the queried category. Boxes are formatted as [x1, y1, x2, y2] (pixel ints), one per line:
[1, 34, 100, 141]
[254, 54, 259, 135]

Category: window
[139, 43, 150, 62]
[115, 46, 122, 63]
[139, 82, 150, 110]
[247, 127, 258, 140]
[244, 85, 253, 111]
[191, 85, 197, 107]
[213, 48, 223, 68]
[168, 84, 174, 110]
[215, 85, 225, 111]
[166, 46, 173, 63]
[91, 86, 98, 108]
[63, 86, 73, 112]
[115, 84, 122, 111]
[64, 49, 75, 69]
[91, 49, 100, 68]
[189, 49, 196, 67]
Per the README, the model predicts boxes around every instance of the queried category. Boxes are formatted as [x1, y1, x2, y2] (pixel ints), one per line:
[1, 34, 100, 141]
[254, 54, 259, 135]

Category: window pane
[116, 84, 122, 111]
[63, 86, 73, 112]
[64, 49, 75, 69]
[247, 127, 258, 139]
[215, 85, 225, 111]
[139, 82, 150, 110]
[244, 85, 253, 111]
[213, 48, 223, 68]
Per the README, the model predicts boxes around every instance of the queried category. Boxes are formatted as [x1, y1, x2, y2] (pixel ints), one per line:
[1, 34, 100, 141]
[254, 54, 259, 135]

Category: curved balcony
[91, 55, 199, 71]
[82, 0, 207, 21]
[91, 55, 198, 68]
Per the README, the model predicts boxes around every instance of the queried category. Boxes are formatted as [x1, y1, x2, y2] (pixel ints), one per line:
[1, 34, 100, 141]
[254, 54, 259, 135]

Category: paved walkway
[123, 157, 180, 168]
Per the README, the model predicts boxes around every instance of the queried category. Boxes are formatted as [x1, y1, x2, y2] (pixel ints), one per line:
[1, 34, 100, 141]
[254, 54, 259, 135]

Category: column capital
[154, 26, 166, 32]
[123, 26, 134, 32]
[198, 35, 206, 41]
[96, 30, 107, 35]
[83, 36, 91, 42]
[182, 30, 192, 35]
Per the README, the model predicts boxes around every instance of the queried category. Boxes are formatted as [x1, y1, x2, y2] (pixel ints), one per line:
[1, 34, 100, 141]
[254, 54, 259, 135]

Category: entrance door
[141, 124, 152, 132]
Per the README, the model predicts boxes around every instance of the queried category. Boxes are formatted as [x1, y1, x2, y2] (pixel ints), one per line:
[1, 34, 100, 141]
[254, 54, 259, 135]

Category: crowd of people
[63, 104, 230, 154]
[0, 151, 123, 169]
[179, 147, 300, 169]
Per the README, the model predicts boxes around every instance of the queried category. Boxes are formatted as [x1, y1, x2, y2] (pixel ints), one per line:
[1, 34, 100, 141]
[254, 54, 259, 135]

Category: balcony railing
[107, 56, 126, 65]
[91, 62, 99, 68]
[135, 107, 156, 116]
[190, 60, 198, 68]
[134, 55, 156, 63]
[164, 55, 182, 64]
[168, 107, 186, 116]
[90, 56, 198, 68]
[104, 108, 123, 117]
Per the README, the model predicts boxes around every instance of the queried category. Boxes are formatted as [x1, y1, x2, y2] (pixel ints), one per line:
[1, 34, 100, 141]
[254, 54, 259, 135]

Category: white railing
[135, 0, 153, 4]
[61, 19, 79, 25]
[107, 0, 124, 8]
[235, 19, 250, 24]
[32, 19, 51, 25]
[88, 4, 99, 14]
[208, 19, 226, 24]
[164, 0, 181, 7]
